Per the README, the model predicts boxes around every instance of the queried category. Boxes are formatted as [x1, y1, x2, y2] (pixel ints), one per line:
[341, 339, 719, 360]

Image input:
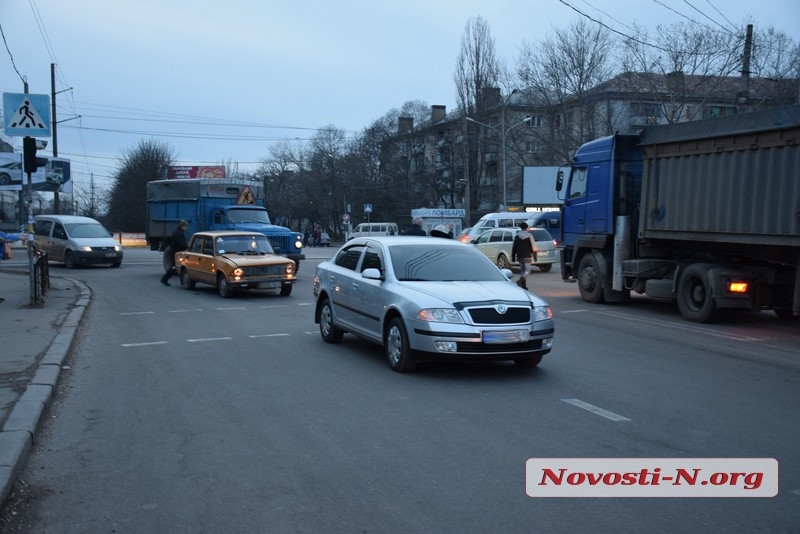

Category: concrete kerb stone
[0, 275, 91, 507]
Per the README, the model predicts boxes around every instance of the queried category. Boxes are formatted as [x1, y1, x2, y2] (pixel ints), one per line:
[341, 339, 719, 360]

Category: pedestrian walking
[160, 220, 189, 286]
[403, 217, 426, 236]
[511, 222, 536, 290]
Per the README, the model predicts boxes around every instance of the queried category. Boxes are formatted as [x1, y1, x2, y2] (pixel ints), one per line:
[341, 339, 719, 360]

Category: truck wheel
[577, 254, 605, 303]
[217, 273, 231, 298]
[677, 264, 719, 322]
[162, 246, 174, 272]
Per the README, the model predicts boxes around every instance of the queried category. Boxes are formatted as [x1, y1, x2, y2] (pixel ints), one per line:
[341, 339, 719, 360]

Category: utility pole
[51, 63, 60, 213]
[738, 25, 753, 110]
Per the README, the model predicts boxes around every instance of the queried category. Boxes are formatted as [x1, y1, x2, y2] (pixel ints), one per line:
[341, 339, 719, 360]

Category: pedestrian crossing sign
[2, 92, 51, 137]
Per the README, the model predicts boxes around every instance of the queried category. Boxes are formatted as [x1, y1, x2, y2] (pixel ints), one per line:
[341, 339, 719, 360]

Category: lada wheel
[319, 298, 343, 343]
[279, 283, 292, 296]
[538, 263, 552, 272]
[180, 268, 195, 290]
[217, 273, 231, 298]
[385, 317, 416, 373]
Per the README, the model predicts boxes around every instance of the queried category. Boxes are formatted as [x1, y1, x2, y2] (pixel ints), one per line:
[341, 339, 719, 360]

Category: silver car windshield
[389, 245, 507, 282]
[65, 223, 111, 238]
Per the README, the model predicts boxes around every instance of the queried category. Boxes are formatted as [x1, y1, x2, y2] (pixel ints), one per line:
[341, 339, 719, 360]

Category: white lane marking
[187, 337, 232, 343]
[121, 341, 169, 347]
[260, 305, 289, 309]
[562, 398, 631, 422]
[596, 309, 759, 341]
[297, 302, 314, 306]
[217, 307, 247, 311]
[120, 311, 155, 316]
[790, 490, 800, 497]
[169, 308, 203, 313]
[249, 333, 290, 338]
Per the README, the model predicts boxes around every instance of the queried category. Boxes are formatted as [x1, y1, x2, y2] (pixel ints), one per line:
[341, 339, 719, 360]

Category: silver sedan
[313, 236, 555, 372]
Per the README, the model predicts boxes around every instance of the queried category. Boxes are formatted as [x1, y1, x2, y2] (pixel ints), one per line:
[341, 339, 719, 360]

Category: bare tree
[454, 16, 506, 215]
[104, 139, 175, 232]
[517, 19, 615, 163]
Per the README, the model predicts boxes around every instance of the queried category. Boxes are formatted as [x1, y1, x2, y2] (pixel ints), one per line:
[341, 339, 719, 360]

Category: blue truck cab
[146, 178, 305, 269]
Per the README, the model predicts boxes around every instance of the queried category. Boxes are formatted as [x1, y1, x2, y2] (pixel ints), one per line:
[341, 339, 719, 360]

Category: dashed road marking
[121, 341, 169, 347]
[187, 337, 233, 343]
[562, 398, 631, 422]
[249, 333, 290, 338]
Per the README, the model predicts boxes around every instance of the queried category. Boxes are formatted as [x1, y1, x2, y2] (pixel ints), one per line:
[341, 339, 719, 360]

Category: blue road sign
[2, 92, 51, 137]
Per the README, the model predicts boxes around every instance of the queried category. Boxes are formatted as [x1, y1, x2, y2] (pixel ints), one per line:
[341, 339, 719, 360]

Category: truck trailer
[557, 105, 800, 322]
[146, 178, 305, 270]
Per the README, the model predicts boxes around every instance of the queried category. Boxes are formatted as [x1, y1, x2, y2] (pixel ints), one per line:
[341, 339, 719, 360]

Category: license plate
[483, 329, 530, 344]
[256, 281, 281, 289]
[104, 252, 117, 257]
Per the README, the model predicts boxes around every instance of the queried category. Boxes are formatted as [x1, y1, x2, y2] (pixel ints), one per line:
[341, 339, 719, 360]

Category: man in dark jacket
[160, 220, 189, 286]
[511, 222, 536, 289]
[403, 217, 426, 236]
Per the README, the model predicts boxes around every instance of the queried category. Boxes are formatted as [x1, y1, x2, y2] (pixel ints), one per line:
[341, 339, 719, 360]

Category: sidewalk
[0, 242, 90, 506]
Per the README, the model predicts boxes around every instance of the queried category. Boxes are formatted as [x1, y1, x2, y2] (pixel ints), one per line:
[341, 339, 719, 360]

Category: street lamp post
[466, 113, 531, 211]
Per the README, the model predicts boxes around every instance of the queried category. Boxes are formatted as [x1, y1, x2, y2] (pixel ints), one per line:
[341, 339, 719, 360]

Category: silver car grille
[465, 305, 531, 325]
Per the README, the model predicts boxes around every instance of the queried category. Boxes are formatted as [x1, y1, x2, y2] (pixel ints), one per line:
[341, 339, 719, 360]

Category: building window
[709, 106, 737, 118]
[529, 116, 543, 127]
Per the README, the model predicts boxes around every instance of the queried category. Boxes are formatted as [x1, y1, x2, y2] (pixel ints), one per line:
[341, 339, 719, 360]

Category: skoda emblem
[496, 304, 508, 314]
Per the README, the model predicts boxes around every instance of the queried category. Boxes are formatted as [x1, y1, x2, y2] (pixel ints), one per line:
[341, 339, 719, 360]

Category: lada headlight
[417, 308, 464, 324]
[533, 306, 553, 322]
[286, 263, 295, 274]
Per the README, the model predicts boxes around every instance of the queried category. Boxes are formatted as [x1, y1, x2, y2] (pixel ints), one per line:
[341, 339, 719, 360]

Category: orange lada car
[174, 231, 296, 297]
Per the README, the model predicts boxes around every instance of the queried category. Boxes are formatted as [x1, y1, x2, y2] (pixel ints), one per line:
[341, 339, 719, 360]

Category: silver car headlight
[532, 306, 553, 322]
[417, 308, 464, 324]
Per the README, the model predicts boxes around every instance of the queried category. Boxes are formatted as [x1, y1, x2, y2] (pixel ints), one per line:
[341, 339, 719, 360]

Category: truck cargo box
[638, 105, 800, 248]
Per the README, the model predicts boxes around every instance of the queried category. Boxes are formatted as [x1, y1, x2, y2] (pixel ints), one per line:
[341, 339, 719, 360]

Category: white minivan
[457, 212, 531, 243]
[349, 222, 399, 239]
[33, 215, 123, 268]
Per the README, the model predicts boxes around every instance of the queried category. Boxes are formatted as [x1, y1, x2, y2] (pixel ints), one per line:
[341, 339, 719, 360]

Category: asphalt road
[2, 247, 799, 533]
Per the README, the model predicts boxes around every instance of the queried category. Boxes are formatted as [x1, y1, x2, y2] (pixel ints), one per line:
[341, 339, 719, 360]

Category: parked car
[472, 227, 558, 272]
[457, 212, 530, 243]
[349, 222, 399, 239]
[317, 232, 331, 247]
[313, 236, 555, 372]
[174, 231, 295, 298]
[525, 211, 561, 243]
[32, 215, 123, 268]
[0, 160, 23, 186]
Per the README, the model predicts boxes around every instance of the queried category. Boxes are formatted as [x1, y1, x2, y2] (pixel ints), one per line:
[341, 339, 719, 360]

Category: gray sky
[1, 0, 799, 188]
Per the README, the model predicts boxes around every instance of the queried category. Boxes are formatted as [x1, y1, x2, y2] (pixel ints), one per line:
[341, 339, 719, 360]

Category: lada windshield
[390, 245, 507, 282]
[226, 208, 270, 224]
[215, 235, 273, 255]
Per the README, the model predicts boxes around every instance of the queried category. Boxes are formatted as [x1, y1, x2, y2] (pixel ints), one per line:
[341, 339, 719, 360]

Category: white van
[33, 214, 123, 268]
[349, 222, 399, 239]
[457, 212, 530, 243]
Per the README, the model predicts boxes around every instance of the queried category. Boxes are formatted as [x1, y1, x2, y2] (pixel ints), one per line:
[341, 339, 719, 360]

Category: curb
[0, 277, 91, 505]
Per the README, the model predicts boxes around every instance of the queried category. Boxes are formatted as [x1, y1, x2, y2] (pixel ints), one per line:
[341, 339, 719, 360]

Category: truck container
[146, 178, 305, 270]
[557, 105, 800, 322]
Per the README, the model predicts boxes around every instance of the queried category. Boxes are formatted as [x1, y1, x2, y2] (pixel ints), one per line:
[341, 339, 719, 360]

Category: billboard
[522, 166, 562, 206]
[0, 153, 71, 192]
[166, 165, 226, 179]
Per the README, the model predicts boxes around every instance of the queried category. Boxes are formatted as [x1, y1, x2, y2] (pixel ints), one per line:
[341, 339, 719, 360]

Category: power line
[0, 23, 25, 84]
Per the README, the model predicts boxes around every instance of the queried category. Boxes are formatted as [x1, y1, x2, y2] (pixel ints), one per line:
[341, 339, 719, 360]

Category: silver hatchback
[313, 236, 555, 372]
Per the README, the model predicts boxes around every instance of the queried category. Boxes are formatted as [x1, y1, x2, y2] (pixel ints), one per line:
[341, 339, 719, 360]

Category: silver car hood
[394, 280, 548, 307]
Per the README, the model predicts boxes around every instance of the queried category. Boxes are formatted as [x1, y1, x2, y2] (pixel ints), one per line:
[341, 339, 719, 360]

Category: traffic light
[23, 136, 48, 174]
